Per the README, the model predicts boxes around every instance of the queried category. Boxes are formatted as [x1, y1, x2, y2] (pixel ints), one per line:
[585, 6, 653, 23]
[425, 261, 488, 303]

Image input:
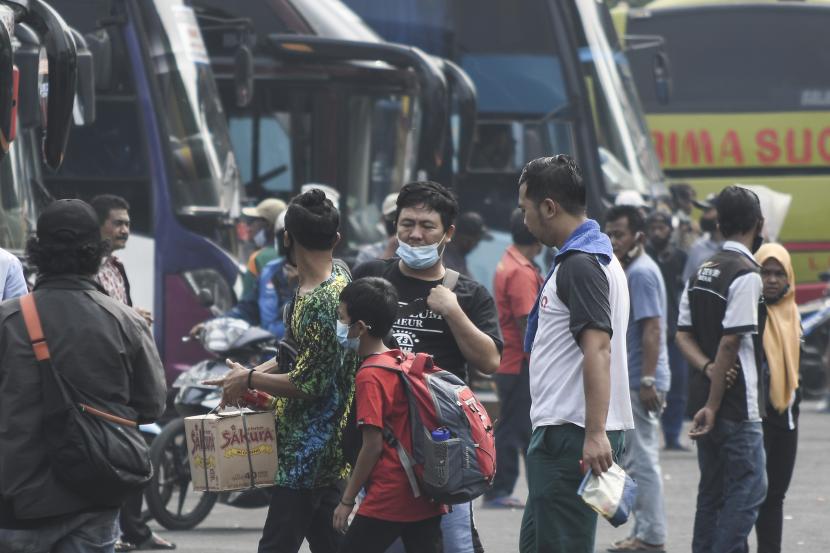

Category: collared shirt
[678, 240, 765, 422]
[493, 245, 542, 375]
[683, 236, 723, 282]
[96, 256, 129, 305]
[0, 248, 27, 301]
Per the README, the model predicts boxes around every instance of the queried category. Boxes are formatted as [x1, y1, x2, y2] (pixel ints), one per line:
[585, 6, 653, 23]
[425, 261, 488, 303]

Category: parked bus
[191, 0, 475, 260]
[41, 0, 243, 382]
[616, 0, 830, 302]
[344, 0, 665, 285]
[0, 0, 89, 256]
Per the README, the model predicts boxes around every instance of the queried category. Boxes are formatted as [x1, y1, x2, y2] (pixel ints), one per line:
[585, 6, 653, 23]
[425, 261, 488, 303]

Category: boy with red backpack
[333, 276, 497, 552]
[333, 276, 446, 552]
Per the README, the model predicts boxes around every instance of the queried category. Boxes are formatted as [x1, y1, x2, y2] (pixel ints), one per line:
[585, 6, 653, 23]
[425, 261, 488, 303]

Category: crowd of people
[0, 155, 811, 553]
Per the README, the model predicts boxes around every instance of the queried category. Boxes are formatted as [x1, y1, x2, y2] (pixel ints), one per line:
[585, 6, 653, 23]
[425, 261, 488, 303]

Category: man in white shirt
[517, 155, 633, 553]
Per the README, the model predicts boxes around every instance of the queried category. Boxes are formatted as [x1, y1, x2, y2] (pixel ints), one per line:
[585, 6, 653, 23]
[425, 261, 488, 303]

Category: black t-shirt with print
[353, 258, 503, 380]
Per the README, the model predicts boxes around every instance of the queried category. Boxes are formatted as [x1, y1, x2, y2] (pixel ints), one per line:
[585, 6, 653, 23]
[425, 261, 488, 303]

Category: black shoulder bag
[20, 294, 153, 507]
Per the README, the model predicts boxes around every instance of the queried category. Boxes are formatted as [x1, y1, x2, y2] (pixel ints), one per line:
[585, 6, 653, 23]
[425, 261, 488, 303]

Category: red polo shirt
[493, 246, 542, 375]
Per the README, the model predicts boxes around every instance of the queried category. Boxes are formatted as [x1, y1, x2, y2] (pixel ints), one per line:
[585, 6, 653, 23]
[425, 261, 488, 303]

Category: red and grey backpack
[362, 351, 496, 504]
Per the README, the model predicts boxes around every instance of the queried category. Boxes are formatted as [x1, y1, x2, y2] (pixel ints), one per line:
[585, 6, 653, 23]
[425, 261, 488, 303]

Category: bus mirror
[234, 44, 253, 107]
[14, 23, 41, 128]
[653, 50, 672, 105]
[71, 29, 95, 125]
[84, 30, 111, 92]
[0, 17, 14, 158]
[23, 0, 77, 170]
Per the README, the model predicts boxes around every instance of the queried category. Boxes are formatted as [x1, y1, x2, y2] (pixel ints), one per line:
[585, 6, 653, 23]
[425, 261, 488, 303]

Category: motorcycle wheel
[145, 418, 218, 530]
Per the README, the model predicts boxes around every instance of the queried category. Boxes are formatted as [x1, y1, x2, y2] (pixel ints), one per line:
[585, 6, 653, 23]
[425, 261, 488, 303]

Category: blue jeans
[661, 341, 689, 445]
[0, 509, 119, 553]
[693, 419, 767, 553]
[622, 390, 667, 545]
[386, 502, 481, 553]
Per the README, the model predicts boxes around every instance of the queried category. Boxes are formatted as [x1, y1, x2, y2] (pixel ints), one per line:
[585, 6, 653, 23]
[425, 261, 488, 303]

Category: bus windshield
[138, 0, 239, 217]
[628, 5, 830, 113]
[347, 0, 662, 196]
[577, 0, 662, 194]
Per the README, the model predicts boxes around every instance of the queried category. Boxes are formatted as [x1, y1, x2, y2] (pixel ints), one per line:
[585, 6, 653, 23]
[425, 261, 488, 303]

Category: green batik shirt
[274, 264, 359, 489]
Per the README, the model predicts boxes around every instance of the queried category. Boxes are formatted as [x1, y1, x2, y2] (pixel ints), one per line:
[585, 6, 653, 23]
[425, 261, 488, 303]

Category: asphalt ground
[148, 401, 829, 552]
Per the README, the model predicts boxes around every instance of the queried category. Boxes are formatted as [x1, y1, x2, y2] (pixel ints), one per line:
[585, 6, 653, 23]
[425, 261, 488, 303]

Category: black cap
[693, 193, 719, 211]
[37, 199, 101, 244]
[455, 212, 493, 240]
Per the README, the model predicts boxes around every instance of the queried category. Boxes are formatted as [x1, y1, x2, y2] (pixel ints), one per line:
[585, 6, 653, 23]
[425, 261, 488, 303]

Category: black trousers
[755, 420, 798, 553]
[119, 488, 151, 544]
[485, 362, 531, 500]
[258, 484, 343, 553]
[339, 515, 443, 553]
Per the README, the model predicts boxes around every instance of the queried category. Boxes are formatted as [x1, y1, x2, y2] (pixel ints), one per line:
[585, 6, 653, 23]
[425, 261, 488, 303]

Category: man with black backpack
[205, 189, 360, 553]
[353, 181, 503, 553]
[0, 199, 166, 552]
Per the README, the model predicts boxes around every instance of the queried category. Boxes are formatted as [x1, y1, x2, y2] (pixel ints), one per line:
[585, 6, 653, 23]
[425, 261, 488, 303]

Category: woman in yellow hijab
[754, 243, 800, 553]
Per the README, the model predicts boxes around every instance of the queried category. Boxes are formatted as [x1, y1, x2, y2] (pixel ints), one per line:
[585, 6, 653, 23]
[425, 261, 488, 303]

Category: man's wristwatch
[640, 376, 656, 388]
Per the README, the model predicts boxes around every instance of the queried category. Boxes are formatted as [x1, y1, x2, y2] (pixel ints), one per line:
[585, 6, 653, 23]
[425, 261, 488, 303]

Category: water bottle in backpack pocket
[364, 351, 496, 505]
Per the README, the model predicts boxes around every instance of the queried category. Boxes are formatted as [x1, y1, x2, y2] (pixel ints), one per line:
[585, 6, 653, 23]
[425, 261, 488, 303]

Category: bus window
[42, 22, 153, 236]
[258, 113, 294, 193]
[343, 92, 417, 249]
[627, 7, 830, 113]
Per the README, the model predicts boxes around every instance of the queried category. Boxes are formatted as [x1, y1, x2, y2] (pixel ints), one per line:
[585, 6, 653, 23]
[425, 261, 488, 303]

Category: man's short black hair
[510, 208, 537, 246]
[27, 235, 107, 276]
[340, 277, 399, 338]
[284, 188, 339, 250]
[717, 185, 762, 238]
[395, 181, 458, 231]
[518, 155, 586, 215]
[90, 194, 130, 225]
[605, 205, 645, 234]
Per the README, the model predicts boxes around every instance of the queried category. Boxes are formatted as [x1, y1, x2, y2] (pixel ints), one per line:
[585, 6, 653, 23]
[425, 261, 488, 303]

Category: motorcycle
[144, 317, 277, 530]
[798, 272, 830, 399]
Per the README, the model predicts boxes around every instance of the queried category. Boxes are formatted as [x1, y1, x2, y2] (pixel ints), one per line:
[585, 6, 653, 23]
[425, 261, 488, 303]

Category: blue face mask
[396, 234, 447, 270]
[336, 320, 360, 351]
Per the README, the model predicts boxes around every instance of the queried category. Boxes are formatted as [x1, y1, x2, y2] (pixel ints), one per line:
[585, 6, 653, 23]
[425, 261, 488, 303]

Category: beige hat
[242, 198, 287, 227]
[381, 193, 399, 218]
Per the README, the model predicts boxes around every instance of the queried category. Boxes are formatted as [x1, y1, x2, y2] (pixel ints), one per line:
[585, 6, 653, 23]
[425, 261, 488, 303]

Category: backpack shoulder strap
[442, 268, 460, 291]
[19, 294, 51, 361]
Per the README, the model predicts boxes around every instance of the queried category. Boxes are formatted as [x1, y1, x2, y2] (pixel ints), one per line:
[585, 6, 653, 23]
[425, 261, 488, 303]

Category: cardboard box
[185, 410, 278, 492]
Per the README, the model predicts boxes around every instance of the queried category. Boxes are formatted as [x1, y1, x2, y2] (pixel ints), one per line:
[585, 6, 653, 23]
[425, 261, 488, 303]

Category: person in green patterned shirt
[206, 188, 359, 553]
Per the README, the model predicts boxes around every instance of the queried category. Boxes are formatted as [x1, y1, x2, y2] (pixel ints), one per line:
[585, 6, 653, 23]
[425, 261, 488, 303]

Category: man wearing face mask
[682, 196, 724, 282]
[645, 211, 690, 450]
[240, 198, 287, 297]
[604, 205, 670, 553]
[353, 180, 503, 553]
[676, 185, 767, 553]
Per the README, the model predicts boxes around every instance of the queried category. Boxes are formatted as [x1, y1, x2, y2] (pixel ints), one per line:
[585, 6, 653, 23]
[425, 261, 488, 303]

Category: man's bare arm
[580, 328, 613, 474]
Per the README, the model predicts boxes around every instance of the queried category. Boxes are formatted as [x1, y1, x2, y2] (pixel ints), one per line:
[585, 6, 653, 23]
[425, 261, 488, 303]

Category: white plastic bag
[577, 462, 638, 527]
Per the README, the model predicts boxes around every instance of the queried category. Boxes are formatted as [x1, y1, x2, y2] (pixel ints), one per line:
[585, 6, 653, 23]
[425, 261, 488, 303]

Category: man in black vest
[676, 186, 767, 553]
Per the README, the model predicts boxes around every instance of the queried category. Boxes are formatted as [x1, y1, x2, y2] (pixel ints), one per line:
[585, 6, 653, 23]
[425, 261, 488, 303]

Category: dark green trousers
[519, 424, 624, 553]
